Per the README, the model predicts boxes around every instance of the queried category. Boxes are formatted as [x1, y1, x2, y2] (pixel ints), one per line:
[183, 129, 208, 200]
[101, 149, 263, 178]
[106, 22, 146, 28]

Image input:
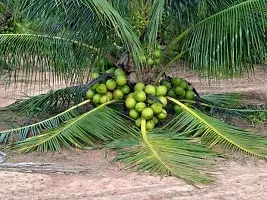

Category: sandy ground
[1, 150, 267, 200]
[1, 68, 267, 200]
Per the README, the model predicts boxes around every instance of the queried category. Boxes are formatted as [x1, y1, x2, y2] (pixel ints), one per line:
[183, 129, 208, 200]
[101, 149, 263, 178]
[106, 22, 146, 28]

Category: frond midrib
[140, 119, 179, 176]
[15, 100, 117, 151]
[0, 33, 98, 51]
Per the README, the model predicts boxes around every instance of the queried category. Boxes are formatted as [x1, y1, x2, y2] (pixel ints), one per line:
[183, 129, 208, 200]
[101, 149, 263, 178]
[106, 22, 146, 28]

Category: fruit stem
[167, 29, 191, 51]
[141, 118, 147, 140]
[155, 50, 188, 84]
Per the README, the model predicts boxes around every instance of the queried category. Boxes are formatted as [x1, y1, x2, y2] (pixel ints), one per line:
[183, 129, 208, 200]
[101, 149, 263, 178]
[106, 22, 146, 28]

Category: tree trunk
[117, 52, 160, 84]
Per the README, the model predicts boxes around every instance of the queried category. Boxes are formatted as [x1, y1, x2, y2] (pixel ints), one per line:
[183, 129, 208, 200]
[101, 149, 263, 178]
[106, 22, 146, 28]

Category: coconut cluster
[140, 44, 163, 67]
[85, 68, 196, 131]
[125, 82, 168, 130]
[1, 17, 17, 34]
[85, 68, 130, 105]
[161, 78, 195, 114]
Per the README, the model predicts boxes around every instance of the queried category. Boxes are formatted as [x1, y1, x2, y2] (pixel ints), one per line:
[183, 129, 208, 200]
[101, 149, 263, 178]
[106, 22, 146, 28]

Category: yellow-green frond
[6, 101, 137, 152]
[167, 97, 267, 159]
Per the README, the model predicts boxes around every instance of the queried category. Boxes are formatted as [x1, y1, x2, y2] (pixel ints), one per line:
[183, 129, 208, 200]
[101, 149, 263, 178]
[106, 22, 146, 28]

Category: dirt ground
[1, 68, 267, 200]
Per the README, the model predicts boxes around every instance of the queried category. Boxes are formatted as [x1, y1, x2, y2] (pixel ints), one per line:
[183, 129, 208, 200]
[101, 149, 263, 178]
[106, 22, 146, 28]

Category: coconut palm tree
[0, 0, 267, 184]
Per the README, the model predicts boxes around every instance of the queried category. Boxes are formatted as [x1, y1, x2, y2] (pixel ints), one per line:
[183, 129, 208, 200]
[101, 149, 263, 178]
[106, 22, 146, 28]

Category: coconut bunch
[85, 67, 197, 131]
[162, 78, 196, 114]
[125, 83, 168, 130]
[140, 44, 163, 67]
[85, 68, 130, 105]
[0, 16, 16, 34]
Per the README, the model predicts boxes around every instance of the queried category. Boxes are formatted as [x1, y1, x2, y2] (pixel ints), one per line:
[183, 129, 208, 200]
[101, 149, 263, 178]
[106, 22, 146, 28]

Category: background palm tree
[1, 0, 267, 184]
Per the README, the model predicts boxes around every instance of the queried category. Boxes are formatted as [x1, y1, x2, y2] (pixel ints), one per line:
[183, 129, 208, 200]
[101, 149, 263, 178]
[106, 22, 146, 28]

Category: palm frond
[6, 103, 136, 152]
[1, 1, 107, 87]
[201, 102, 267, 127]
[20, 0, 143, 65]
[169, 0, 267, 79]
[0, 2, 8, 13]
[167, 97, 267, 159]
[0, 0, 19, 14]
[0, 33, 96, 87]
[180, 94, 267, 124]
[200, 93, 245, 107]
[0, 100, 90, 144]
[2, 73, 114, 114]
[113, 119, 216, 184]
[86, 0, 144, 65]
[2, 84, 88, 114]
[144, 0, 165, 51]
[198, 93, 267, 120]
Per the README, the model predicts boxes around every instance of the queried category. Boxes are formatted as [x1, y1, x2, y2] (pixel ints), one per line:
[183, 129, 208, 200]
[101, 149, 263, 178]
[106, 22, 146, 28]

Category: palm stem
[140, 118, 197, 184]
[140, 119, 173, 173]
[168, 29, 191, 50]
[140, 119, 163, 163]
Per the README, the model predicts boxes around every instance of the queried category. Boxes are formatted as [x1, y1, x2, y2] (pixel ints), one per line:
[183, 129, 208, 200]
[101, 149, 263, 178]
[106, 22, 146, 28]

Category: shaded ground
[1, 68, 267, 200]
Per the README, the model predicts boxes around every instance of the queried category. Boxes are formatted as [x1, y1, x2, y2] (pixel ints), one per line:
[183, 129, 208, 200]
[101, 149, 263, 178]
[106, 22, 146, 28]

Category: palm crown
[1, 0, 266, 85]
[0, 0, 267, 185]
